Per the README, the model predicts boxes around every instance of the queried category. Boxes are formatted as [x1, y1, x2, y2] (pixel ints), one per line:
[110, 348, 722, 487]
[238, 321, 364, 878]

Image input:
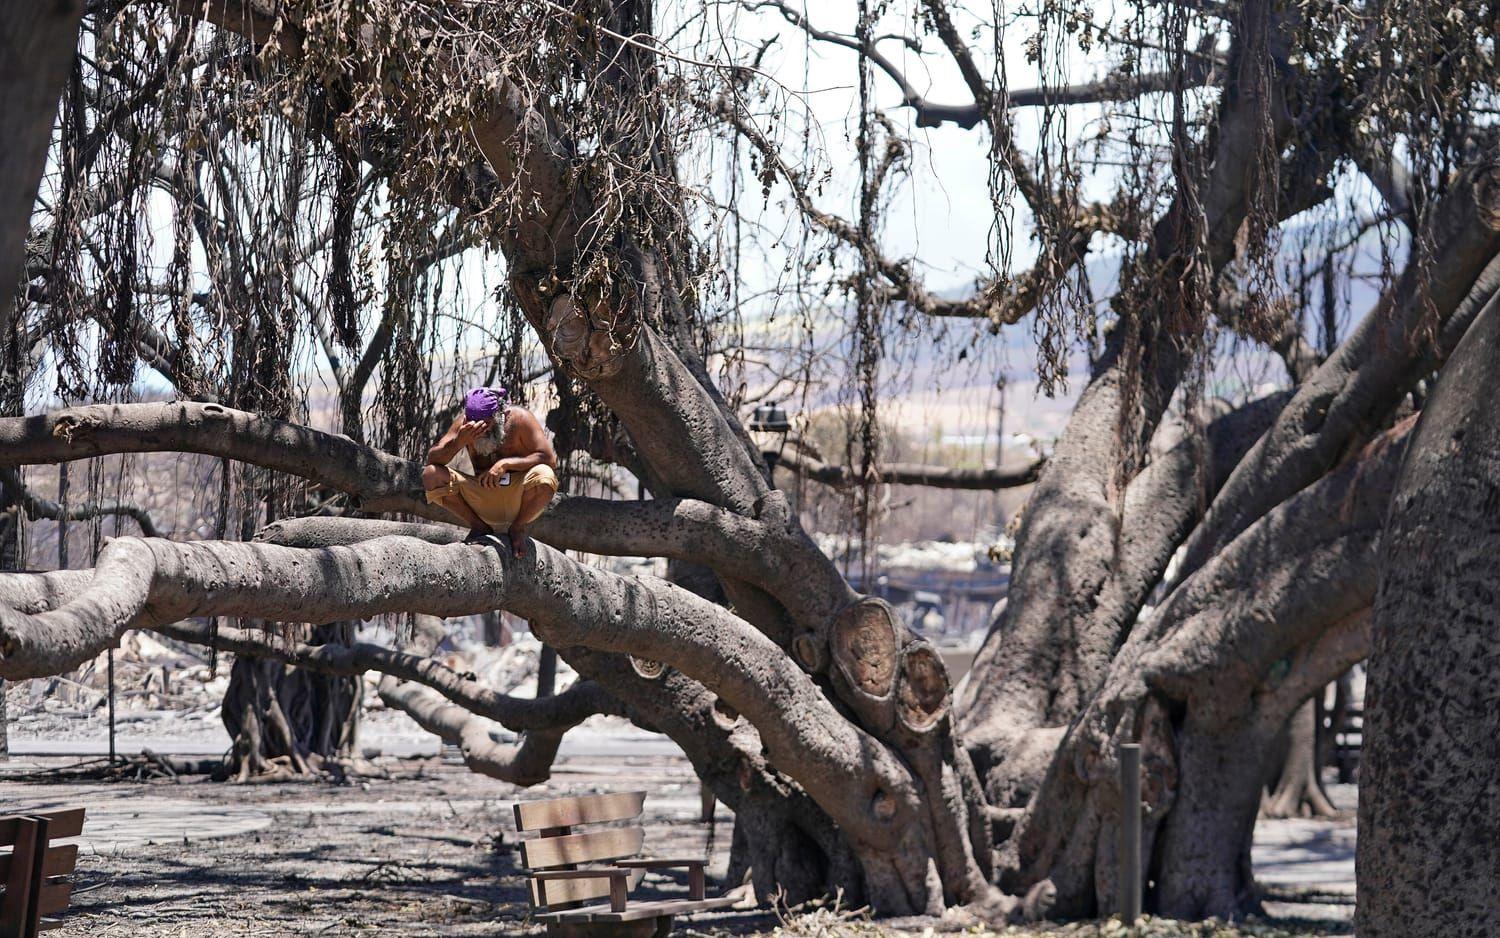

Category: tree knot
[52, 413, 99, 444]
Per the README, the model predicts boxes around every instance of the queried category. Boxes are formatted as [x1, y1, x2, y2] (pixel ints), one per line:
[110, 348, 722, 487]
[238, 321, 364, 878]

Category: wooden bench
[0, 809, 85, 938]
[515, 791, 736, 936]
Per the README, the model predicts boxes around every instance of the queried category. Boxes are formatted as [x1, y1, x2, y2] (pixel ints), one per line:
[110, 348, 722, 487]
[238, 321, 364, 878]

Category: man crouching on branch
[423, 387, 558, 557]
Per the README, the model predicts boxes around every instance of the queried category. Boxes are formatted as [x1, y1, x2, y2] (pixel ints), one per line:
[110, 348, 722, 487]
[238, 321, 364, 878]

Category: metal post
[1119, 742, 1142, 924]
[107, 646, 117, 763]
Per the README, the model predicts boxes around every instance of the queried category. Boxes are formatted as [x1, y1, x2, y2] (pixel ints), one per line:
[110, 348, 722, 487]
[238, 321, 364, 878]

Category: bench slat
[584, 895, 738, 922]
[532, 901, 615, 924]
[528, 866, 642, 907]
[0, 845, 78, 882]
[521, 827, 644, 869]
[37, 882, 71, 916]
[513, 792, 645, 832]
[0, 810, 84, 847]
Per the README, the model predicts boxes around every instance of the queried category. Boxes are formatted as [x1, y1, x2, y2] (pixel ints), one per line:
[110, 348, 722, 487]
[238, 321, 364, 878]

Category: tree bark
[1357, 288, 1500, 937]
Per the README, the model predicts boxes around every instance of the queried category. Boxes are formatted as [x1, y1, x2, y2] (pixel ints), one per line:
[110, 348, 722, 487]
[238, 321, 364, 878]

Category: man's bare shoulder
[504, 405, 542, 429]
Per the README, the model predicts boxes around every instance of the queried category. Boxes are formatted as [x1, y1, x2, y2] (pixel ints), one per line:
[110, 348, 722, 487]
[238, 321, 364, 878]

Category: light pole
[748, 402, 792, 473]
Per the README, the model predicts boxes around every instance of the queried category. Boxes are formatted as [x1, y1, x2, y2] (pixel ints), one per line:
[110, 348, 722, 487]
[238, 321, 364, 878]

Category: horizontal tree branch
[0, 402, 439, 519]
[153, 619, 617, 733]
[376, 674, 566, 786]
[0, 467, 161, 537]
[1006, 54, 1225, 109]
[0, 533, 931, 860]
[255, 503, 854, 645]
[779, 451, 1044, 490]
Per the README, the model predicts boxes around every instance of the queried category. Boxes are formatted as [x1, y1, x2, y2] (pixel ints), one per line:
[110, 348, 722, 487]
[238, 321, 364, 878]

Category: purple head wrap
[464, 386, 507, 422]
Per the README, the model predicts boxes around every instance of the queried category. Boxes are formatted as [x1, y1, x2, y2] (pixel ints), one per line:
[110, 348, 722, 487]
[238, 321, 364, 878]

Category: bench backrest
[515, 792, 647, 908]
[0, 808, 85, 938]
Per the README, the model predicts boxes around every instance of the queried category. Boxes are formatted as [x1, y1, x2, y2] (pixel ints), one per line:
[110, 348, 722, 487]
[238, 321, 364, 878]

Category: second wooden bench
[515, 791, 735, 936]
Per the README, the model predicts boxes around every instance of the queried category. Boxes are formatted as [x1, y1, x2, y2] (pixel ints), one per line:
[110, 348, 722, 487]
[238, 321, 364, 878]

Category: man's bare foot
[507, 525, 529, 558]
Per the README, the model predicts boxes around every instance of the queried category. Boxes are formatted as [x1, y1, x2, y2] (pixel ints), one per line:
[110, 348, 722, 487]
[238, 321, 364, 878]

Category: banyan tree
[0, 0, 1496, 925]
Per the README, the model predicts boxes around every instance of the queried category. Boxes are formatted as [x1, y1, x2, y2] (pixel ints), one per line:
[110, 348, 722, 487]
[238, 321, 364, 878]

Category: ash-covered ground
[0, 631, 1355, 937]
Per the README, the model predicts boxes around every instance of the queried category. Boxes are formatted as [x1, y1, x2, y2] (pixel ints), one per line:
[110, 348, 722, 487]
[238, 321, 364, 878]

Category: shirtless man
[422, 387, 558, 557]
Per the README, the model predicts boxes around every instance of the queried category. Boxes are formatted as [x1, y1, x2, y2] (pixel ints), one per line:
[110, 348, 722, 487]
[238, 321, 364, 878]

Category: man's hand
[480, 462, 513, 488]
[455, 418, 492, 447]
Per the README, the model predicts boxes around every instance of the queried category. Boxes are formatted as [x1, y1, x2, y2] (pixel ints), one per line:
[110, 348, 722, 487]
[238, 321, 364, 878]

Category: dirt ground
[0, 749, 1350, 937]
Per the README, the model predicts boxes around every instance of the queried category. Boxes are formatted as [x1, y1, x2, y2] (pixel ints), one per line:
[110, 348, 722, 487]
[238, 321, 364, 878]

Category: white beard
[471, 416, 507, 458]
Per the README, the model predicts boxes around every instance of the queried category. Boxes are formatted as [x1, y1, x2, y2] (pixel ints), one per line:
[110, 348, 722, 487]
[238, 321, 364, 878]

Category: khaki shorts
[427, 463, 558, 531]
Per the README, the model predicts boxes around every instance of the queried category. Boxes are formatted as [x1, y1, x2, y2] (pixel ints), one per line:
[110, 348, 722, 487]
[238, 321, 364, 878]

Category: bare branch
[1006, 56, 1225, 109]
[0, 401, 438, 519]
[0, 467, 160, 537]
[1347, 133, 1416, 229]
[377, 675, 566, 786]
[1216, 286, 1321, 383]
[153, 618, 618, 733]
[780, 450, 1044, 490]
[743, 0, 982, 128]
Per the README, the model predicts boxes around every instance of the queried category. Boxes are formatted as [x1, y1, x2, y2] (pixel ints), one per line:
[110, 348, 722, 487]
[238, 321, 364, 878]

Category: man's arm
[428, 415, 486, 467]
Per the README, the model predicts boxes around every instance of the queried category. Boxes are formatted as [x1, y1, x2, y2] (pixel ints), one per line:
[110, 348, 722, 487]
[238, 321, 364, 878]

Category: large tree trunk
[0, 471, 12, 760]
[1261, 699, 1338, 820]
[1357, 288, 1500, 936]
[222, 622, 362, 781]
[0, 0, 85, 760]
[1008, 421, 1405, 920]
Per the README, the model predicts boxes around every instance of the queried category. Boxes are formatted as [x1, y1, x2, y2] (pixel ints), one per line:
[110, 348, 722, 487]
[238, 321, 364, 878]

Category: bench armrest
[613, 858, 708, 899]
[530, 868, 632, 911]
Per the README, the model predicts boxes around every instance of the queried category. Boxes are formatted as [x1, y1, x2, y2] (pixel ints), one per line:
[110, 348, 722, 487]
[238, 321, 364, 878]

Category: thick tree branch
[780, 450, 1044, 490]
[255, 501, 855, 636]
[377, 675, 566, 786]
[0, 401, 438, 519]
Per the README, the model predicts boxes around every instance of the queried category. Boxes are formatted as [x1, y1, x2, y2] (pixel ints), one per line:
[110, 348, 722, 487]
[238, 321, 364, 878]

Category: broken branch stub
[896, 641, 951, 736]
[830, 598, 902, 734]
